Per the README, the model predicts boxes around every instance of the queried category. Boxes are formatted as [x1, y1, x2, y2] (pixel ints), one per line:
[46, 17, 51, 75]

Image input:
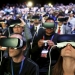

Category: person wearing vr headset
[30, 17, 60, 75]
[0, 33, 39, 75]
[51, 34, 75, 75]
[9, 18, 32, 57]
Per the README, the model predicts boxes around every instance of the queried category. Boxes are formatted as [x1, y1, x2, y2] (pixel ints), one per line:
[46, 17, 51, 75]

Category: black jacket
[30, 30, 60, 73]
[0, 57, 39, 75]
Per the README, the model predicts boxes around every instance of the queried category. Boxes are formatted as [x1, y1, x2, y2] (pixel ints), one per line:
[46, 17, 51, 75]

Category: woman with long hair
[52, 34, 75, 75]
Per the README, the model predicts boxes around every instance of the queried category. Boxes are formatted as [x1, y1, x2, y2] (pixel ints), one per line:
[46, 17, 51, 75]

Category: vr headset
[56, 42, 75, 48]
[57, 17, 69, 22]
[0, 38, 26, 49]
[0, 20, 6, 23]
[56, 34, 75, 48]
[42, 22, 55, 29]
[9, 19, 21, 27]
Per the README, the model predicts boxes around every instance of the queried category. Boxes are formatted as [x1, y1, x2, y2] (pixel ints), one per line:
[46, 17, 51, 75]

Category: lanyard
[48, 35, 54, 50]
[11, 59, 24, 75]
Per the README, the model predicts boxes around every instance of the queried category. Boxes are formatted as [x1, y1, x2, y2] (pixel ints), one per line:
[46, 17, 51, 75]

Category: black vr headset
[57, 17, 69, 22]
[9, 19, 21, 27]
[0, 38, 26, 49]
[56, 34, 75, 48]
[42, 22, 55, 29]
[0, 20, 7, 23]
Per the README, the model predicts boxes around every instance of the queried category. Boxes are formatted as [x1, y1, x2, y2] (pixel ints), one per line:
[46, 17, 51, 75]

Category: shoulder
[0, 57, 11, 69]
[25, 57, 39, 68]
[24, 57, 39, 69]
[53, 33, 59, 37]
[23, 57, 39, 75]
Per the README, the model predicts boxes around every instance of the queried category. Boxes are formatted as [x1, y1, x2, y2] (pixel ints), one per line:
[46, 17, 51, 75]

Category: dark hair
[45, 17, 54, 22]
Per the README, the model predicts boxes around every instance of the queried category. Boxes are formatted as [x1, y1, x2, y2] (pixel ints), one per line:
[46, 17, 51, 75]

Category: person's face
[45, 19, 54, 35]
[34, 19, 39, 25]
[45, 28, 54, 35]
[69, 13, 74, 17]
[9, 47, 22, 57]
[1, 23, 7, 28]
[57, 16, 64, 26]
[9, 34, 24, 58]
[13, 25, 23, 34]
[30, 21, 34, 25]
[61, 43, 75, 58]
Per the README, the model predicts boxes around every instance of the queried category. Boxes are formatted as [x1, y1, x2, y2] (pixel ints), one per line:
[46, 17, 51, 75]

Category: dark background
[0, 0, 75, 6]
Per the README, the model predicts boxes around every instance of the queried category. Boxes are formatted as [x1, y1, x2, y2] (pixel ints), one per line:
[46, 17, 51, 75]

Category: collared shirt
[34, 24, 41, 33]
[56, 25, 64, 34]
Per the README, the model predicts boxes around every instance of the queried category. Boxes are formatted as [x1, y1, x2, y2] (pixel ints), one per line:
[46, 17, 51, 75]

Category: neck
[12, 55, 25, 63]
[34, 24, 39, 26]
[46, 33, 51, 36]
[63, 57, 75, 75]
[46, 32, 54, 36]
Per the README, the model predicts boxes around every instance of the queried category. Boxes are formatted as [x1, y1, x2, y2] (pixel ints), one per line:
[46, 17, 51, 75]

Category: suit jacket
[30, 24, 43, 37]
[55, 24, 72, 34]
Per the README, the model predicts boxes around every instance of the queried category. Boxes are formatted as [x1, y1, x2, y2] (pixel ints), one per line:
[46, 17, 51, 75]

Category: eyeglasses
[56, 42, 75, 48]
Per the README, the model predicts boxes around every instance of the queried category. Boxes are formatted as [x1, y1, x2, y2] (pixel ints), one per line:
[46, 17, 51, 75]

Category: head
[0, 20, 7, 29]
[9, 19, 24, 34]
[12, 24, 24, 34]
[52, 34, 75, 75]
[8, 34, 26, 58]
[68, 10, 75, 17]
[32, 15, 40, 25]
[34, 19, 40, 25]
[43, 17, 55, 36]
[60, 43, 75, 58]
[56, 13, 65, 26]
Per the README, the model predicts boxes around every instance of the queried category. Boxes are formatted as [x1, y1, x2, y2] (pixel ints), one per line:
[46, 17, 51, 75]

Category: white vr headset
[56, 42, 75, 48]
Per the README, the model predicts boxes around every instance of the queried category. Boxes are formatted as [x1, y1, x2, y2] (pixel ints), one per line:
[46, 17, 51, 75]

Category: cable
[30, 27, 45, 49]
[30, 31, 37, 49]
[48, 45, 57, 75]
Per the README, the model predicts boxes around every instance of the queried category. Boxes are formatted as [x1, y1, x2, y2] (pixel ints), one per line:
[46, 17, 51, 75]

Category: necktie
[58, 27, 61, 34]
[34, 26, 37, 31]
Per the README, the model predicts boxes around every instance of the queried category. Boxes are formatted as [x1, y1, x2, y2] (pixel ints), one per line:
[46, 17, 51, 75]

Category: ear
[22, 45, 27, 51]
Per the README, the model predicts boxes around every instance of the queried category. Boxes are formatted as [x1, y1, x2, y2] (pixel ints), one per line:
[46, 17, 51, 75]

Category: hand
[47, 40, 55, 47]
[0, 46, 7, 51]
[0, 36, 7, 38]
[41, 53, 47, 58]
[38, 39, 44, 47]
[19, 18, 26, 27]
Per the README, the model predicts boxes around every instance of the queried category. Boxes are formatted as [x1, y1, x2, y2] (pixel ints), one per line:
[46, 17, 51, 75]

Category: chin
[9, 54, 16, 57]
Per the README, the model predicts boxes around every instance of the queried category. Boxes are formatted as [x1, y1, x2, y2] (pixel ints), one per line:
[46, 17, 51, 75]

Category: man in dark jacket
[0, 33, 39, 75]
[30, 17, 60, 75]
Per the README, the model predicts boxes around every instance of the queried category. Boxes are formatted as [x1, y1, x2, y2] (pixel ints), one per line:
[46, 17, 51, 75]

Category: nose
[66, 43, 72, 49]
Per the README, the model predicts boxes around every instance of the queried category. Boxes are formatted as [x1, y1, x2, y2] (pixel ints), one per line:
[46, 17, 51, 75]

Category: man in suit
[55, 13, 72, 34]
[30, 15, 43, 37]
